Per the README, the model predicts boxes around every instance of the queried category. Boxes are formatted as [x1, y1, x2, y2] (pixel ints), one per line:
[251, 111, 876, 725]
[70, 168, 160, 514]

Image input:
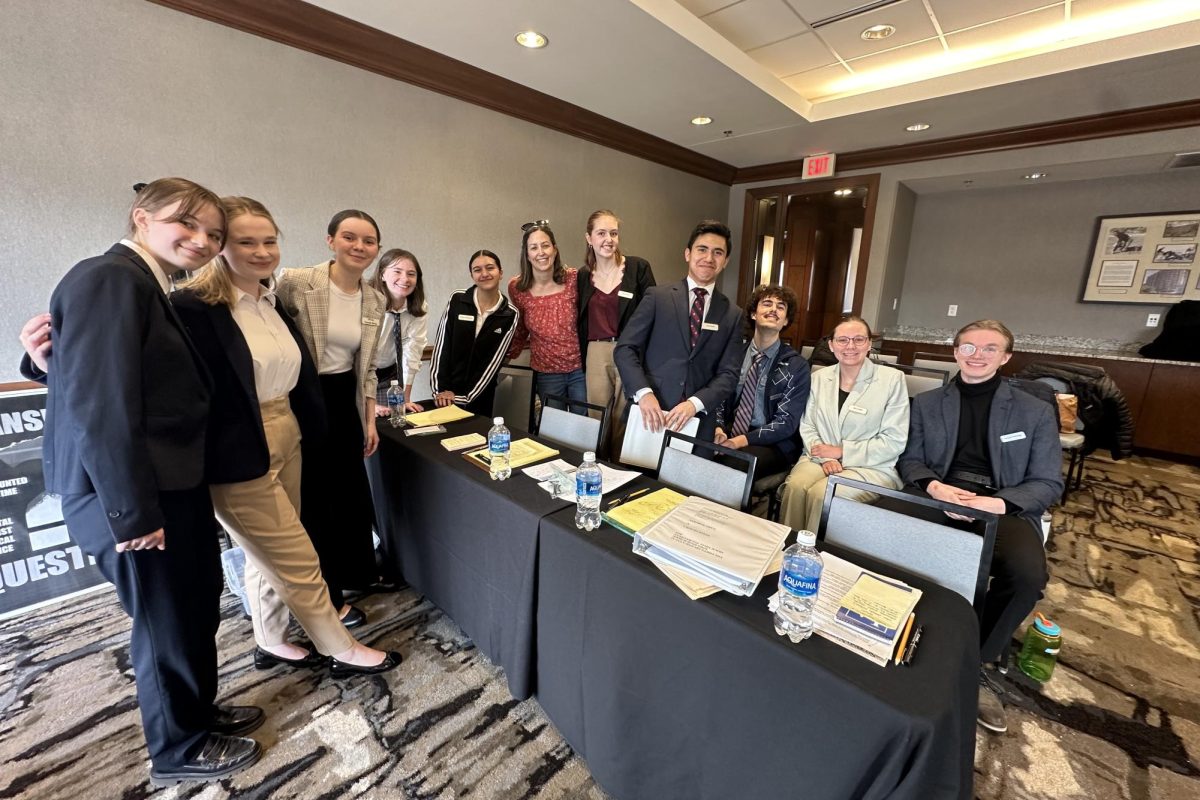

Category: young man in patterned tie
[614, 220, 745, 441]
[713, 284, 810, 479]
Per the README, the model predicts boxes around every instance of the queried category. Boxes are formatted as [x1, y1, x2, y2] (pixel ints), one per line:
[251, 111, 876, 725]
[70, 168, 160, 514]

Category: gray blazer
[277, 261, 386, 436]
[898, 379, 1064, 526]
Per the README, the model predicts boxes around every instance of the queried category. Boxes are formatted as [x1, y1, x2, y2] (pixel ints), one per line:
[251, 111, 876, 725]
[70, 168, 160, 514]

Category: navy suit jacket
[613, 279, 744, 434]
[38, 244, 210, 542]
[715, 341, 810, 459]
[171, 289, 326, 485]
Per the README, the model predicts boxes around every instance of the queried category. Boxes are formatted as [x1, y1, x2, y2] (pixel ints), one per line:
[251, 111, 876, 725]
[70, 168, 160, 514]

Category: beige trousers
[585, 340, 626, 454]
[210, 397, 354, 656]
[778, 459, 898, 534]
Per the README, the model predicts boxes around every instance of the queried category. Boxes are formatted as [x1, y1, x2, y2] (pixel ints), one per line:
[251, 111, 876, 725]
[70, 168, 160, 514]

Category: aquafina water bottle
[488, 417, 511, 480]
[574, 451, 603, 530]
[774, 530, 823, 642]
[386, 380, 405, 427]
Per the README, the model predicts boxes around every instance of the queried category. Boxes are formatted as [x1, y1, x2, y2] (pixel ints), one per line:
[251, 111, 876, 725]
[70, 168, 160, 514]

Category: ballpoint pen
[606, 487, 650, 510]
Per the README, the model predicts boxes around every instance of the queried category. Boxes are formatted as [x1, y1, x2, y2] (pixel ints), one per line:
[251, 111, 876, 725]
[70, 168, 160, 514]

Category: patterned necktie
[689, 287, 707, 349]
[730, 351, 766, 438]
[392, 310, 404, 378]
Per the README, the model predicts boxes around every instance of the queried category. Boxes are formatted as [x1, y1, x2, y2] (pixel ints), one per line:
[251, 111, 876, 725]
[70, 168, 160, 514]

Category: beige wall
[0, 0, 728, 381]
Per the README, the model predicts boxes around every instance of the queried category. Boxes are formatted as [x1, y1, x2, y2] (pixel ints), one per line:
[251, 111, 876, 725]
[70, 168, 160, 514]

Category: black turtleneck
[949, 372, 1001, 480]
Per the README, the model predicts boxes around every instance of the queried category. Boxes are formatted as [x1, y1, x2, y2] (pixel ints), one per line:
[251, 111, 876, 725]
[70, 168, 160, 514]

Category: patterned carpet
[1, 454, 1197, 799]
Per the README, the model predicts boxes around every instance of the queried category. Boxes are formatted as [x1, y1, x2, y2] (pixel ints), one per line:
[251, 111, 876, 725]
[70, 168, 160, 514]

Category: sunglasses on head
[521, 219, 550, 232]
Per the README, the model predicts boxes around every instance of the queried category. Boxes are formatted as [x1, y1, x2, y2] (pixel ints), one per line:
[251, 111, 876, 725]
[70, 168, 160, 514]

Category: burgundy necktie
[689, 287, 707, 349]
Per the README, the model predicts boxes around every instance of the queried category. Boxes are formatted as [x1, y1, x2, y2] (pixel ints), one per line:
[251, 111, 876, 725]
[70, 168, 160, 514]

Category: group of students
[16, 181, 1060, 785]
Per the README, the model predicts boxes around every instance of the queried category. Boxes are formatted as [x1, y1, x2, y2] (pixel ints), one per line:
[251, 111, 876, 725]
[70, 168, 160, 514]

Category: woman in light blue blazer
[779, 316, 909, 532]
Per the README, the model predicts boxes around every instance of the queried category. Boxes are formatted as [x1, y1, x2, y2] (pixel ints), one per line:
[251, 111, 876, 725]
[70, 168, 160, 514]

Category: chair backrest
[888, 362, 950, 398]
[870, 350, 899, 364]
[492, 365, 535, 430]
[800, 345, 814, 360]
[817, 475, 997, 615]
[537, 395, 607, 454]
[658, 430, 757, 510]
[913, 351, 960, 380]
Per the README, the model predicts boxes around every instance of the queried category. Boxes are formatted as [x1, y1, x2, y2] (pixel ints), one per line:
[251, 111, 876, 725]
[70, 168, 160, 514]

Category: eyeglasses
[521, 219, 550, 232]
[956, 343, 1004, 357]
[831, 336, 869, 347]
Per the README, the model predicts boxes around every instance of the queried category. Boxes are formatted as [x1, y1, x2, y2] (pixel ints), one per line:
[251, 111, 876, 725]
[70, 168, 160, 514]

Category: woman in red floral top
[506, 222, 586, 411]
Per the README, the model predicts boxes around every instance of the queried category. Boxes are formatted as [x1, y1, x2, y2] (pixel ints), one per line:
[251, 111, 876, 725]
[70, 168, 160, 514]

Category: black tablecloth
[534, 505, 979, 800]
[376, 415, 573, 699]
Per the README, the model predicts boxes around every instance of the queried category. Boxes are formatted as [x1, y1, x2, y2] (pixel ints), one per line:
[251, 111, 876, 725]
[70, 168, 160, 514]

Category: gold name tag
[701, 322, 719, 331]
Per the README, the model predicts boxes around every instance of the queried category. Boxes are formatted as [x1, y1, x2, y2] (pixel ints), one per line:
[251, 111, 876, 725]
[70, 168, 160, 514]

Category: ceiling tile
[783, 62, 854, 98]
[703, 0, 809, 51]
[814, 0, 940, 60]
[1070, 0, 1176, 22]
[678, 0, 742, 17]
[747, 31, 838, 76]
[847, 36, 946, 72]
[783, 0, 877, 25]
[945, 7, 1067, 51]
[929, 0, 1062, 34]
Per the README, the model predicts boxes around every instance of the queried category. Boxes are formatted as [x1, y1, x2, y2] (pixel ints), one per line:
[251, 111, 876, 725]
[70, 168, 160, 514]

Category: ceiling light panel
[701, 0, 811, 51]
[746, 31, 839, 77]
[814, 0, 940, 59]
[928, 0, 1059, 35]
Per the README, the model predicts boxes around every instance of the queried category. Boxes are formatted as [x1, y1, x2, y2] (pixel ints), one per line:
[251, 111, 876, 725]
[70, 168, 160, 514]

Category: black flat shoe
[329, 650, 403, 678]
[339, 605, 367, 629]
[209, 704, 265, 736]
[149, 733, 261, 786]
[254, 645, 327, 670]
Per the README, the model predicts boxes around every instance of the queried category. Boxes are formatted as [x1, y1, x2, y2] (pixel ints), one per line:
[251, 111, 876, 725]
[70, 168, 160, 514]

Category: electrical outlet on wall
[1146, 313, 1160, 327]
[947, 304, 958, 317]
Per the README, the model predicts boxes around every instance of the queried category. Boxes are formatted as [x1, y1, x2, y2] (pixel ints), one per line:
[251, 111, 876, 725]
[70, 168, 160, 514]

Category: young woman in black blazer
[174, 197, 399, 678]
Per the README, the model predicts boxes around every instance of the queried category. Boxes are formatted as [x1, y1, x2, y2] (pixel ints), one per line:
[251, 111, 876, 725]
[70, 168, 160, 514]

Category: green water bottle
[1018, 612, 1062, 682]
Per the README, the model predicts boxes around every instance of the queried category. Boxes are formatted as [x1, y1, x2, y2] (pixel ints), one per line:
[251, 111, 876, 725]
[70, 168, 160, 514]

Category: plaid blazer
[277, 261, 386, 435]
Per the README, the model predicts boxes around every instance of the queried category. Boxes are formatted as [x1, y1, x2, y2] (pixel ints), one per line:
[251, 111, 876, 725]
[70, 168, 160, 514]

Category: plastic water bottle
[574, 451, 603, 530]
[386, 380, 405, 427]
[488, 417, 511, 480]
[774, 530, 823, 642]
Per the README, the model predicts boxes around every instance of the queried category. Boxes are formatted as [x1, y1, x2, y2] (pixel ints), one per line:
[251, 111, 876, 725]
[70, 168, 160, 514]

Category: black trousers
[365, 438, 402, 583]
[301, 371, 378, 609]
[62, 486, 222, 769]
[874, 490, 1048, 664]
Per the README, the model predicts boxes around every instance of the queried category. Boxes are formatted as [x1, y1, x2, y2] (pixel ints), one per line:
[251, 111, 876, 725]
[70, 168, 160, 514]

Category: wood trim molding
[1, 381, 44, 392]
[733, 98, 1200, 184]
[147, 0, 738, 185]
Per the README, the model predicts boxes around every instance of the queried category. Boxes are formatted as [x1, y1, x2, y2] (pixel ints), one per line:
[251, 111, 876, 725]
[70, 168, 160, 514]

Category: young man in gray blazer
[891, 319, 1063, 735]
[614, 220, 744, 441]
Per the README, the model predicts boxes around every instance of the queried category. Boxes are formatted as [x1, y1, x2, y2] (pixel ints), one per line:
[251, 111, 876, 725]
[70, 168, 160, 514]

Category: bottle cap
[494, 417, 504, 425]
[1032, 612, 1060, 637]
[796, 530, 817, 546]
[390, 379, 399, 386]
[583, 451, 595, 461]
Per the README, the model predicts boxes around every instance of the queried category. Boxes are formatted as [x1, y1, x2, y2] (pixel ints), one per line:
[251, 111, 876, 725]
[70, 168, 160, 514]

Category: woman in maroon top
[577, 210, 656, 432]
[506, 221, 586, 410]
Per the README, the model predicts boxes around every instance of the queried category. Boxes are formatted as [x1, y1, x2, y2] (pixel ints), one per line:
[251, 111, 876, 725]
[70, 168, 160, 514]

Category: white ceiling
[304, 0, 1200, 168]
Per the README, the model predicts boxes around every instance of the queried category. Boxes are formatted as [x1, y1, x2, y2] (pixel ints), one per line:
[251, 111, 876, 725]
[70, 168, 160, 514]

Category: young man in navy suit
[614, 220, 745, 441]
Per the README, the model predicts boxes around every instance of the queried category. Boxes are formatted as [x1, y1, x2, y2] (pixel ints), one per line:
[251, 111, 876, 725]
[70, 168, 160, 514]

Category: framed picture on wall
[1081, 210, 1200, 304]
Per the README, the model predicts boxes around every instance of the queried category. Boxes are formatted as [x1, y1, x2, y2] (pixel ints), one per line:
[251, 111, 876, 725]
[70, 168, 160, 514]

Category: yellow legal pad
[602, 488, 688, 536]
[462, 438, 559, 471]
[403, 405, 474, 426]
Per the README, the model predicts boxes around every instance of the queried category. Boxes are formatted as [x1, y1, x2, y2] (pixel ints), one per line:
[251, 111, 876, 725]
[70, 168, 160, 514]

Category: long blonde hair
[178, 196, 280, 307]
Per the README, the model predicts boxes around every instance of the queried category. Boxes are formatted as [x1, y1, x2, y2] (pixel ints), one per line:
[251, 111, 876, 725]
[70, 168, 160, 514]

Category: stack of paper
[404, 405, 473, 426]
[632, 496, 791, 597]
[522, 459, 640, 501]
[767, 552, 923, 667]
[618, 405, 699, 468]
[602, 487, 688, 537]
[835, 573, 920, 644]
[462, 439, 559, 470]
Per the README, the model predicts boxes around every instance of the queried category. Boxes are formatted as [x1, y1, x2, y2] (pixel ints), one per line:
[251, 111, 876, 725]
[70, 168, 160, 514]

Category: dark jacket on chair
[1014, 361, 1134, 460]
[714, 341, 810, 460]
[172, 289, 327, 485]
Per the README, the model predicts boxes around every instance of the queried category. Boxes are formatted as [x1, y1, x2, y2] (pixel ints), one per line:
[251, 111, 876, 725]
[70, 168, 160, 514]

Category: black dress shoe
[210, 704, 265, 736]
[149, 733, 261, 786]
[339, 605, 367, 629]
[254, 645, 327, 670]
[329, 650, 403, 678]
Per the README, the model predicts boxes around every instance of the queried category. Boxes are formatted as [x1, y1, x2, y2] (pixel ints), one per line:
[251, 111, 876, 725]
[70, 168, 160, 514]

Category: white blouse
[323, 283, 362, 374]
[375, 303, 429, 389]
[229, 284, 302, 401]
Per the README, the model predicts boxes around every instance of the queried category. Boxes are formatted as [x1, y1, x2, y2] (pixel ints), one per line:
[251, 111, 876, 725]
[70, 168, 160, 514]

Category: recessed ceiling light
[514, 30, 548, 49]
[905, 123, 930, 132]
[861, 24, 895, 40]
[691, 116, 713, 126]
[1024, 172, 1048, 180]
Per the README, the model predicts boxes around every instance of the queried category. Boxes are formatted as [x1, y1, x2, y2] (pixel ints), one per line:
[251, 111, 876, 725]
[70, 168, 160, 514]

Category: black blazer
[613, 279, 744, 419]
[172, 289, 326, 484]
[39, 244, 210, 542]
[576, 255, 655, 358]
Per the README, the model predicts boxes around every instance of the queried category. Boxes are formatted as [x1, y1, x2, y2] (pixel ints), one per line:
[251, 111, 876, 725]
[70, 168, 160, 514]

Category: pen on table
[606, 487, 650, 509]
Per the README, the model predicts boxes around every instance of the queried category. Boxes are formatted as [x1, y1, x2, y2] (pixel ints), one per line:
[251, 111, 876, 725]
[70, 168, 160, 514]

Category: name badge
[617, 290, 634, 299]
[701, 322, 719, 331]
[848, 405, 868, 415]
[458, 314, 475, 322]
[362, 317, 377, 326]
[1000, 431, 1027, 443]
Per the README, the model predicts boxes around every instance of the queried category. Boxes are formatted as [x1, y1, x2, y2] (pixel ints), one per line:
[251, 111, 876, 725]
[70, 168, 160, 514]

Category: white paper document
[633, 496, 790, 596]
[619, 405, 700, 468]
[524, 459, 640, 501]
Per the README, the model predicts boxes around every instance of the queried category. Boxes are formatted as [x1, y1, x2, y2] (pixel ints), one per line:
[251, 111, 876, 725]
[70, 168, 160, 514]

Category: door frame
[736, 173, 881, 317]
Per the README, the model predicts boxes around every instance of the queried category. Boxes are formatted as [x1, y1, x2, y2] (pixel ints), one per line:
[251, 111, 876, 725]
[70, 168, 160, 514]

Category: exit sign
[802, 153, 836, 180]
